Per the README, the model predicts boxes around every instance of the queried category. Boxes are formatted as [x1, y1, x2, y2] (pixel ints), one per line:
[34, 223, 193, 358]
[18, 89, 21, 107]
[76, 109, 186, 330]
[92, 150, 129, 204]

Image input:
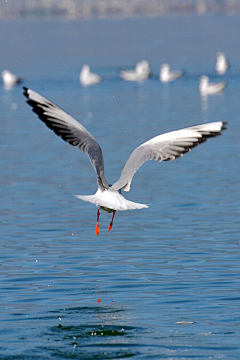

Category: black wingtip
[23, 87, 29, 98]
[222, 121, 228, 130]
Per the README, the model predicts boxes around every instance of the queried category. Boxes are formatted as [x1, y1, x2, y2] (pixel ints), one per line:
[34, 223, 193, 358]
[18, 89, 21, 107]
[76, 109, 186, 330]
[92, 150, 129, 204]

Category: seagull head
[136, 60, 150, 75]
[200, 75, 209, 85]
[81, 65, 90, 74]
[1, 70, 11, 79]
[109, 184, 121, 194]
[217, 52, 225, 59]
[161, 64, 170, 74]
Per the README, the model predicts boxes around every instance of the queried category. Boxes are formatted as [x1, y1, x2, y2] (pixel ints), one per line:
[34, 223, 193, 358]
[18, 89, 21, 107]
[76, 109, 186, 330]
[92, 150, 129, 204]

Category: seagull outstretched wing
[23, 87, 109, 191]
[111, 122, 227, 192]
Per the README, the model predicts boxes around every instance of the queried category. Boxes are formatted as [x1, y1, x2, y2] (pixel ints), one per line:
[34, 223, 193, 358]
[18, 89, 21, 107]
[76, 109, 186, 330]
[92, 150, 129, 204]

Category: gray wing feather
[23, 87, 109, 190]
[112, 122, 226, 192]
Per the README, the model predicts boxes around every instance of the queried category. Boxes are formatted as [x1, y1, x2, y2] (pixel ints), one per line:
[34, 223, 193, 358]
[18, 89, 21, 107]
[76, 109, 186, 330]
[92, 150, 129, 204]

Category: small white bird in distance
[1, 70, 22, 89]
[79, 65, 103, 87]
[199, 75, 227, 95]
[120, 60, 151, 82]
[216, 52, 229, 75]
[160, 64, 185, 82]
[23, 87, 227, 235]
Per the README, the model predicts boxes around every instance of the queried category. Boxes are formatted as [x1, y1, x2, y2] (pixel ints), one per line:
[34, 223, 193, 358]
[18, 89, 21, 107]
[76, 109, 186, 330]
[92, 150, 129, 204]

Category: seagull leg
[108, 210, 116, 232]
[96, 209, 100, 236]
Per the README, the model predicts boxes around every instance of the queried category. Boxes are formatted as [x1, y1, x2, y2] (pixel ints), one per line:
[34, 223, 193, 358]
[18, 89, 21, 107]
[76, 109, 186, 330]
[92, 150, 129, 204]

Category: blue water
[1, 15, 240, 359]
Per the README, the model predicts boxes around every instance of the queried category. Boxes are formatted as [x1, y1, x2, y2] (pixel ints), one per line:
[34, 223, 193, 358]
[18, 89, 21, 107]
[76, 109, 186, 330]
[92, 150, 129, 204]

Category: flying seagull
[23, 87, 226, 235]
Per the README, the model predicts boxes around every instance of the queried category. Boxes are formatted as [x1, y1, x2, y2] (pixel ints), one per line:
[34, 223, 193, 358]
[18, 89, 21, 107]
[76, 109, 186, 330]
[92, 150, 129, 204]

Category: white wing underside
[112, 121, 226, 192]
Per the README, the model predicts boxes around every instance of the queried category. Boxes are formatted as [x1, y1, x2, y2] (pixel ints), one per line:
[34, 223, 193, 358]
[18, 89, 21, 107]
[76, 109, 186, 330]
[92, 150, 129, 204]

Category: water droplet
[72, 336, 77, 346]
[58, 316, 62, 328]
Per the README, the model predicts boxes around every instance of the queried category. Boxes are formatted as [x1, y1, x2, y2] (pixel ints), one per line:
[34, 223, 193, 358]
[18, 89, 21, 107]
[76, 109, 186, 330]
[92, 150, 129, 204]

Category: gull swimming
[199, 75, 227, 95]
[216, 52, 229, 75]
[79, 65, 103, 87]
[120, 60, 150, 82]
[23, 87, 226, 235]
[160, 64, 185, 82]
[1, 70, 22, 89]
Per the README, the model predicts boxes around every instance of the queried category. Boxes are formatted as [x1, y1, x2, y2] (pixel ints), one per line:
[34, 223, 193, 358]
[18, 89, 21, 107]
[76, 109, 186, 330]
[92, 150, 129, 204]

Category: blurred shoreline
[1, 0, 240, 20]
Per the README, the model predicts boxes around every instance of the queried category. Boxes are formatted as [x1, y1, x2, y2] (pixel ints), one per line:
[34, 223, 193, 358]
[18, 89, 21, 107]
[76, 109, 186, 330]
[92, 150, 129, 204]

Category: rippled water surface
[1, 15, 240, 359]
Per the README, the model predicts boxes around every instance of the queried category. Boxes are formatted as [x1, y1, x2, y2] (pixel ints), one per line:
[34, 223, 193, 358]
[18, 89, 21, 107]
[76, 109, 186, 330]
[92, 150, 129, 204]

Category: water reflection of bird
[199, 75, 227, 95]
[160, 64, 185, 82]
[23, 87, 226, 235]
[79, 65, 103, 86]
[120, 60, 151, 81]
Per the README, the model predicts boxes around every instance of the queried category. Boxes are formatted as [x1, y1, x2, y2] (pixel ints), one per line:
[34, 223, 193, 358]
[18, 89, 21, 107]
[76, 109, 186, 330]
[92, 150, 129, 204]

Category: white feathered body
[216, 53, 229, 75]
[79, 65, 102, 86]
[1, 70, 21, 89]
[120, 60, 150, 82]
[160, 64, 184, 82]
[199, 76, 226, 95]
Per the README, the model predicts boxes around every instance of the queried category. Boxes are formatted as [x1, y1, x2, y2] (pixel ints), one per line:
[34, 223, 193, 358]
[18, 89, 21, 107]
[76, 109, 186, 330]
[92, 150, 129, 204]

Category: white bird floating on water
[199, 75, 227, 95]
[23, 87, 226, 235]
[160, 64, 185, 82]
[216, 52, 229, 75]
[120, 60, 151, 82]
[79, 65, 103, 87]
[1, 70, 22, 89]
